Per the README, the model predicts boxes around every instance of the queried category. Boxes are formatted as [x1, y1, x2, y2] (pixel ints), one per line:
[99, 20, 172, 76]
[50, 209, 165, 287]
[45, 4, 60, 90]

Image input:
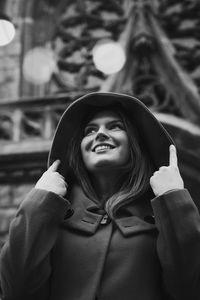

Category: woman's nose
[95, 130, 109, 141]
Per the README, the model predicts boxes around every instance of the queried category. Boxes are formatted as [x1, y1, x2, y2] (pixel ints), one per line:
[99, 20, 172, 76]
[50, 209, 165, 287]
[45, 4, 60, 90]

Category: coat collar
[62, 185, 157, 236]
[62, 185, 103, 234]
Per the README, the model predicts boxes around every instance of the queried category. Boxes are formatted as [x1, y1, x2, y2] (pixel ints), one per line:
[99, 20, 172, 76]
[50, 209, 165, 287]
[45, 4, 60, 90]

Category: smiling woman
[68, 106, 154, 215]
[81, 110, 130, 171]
[0, 92, 200, 300]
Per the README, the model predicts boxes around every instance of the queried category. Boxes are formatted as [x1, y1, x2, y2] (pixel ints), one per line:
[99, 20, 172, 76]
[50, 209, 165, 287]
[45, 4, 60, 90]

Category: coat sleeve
[0, 188, 71, 300]
[151, 189, 200, 300]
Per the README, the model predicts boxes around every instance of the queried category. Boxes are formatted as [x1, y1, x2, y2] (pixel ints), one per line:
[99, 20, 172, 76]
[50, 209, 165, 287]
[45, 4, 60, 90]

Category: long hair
[68, 105, 155, 218]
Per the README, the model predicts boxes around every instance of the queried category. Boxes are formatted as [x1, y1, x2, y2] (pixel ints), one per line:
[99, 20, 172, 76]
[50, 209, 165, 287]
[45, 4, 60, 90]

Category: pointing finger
[169, 145, 178, 167]
[47, 160, 61, 172]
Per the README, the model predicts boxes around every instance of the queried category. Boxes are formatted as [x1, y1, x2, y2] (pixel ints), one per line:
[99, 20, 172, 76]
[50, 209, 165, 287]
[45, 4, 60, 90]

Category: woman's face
[81, 110, 130, 173]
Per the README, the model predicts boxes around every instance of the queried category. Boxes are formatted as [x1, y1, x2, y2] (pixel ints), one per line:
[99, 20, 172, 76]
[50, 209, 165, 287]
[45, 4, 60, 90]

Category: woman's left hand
[150, 145, 184, 197]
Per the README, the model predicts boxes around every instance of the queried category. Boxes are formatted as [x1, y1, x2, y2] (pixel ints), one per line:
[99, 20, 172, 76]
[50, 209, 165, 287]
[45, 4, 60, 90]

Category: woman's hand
[150, 145, 184, 197]
[35, 160, 67, 197]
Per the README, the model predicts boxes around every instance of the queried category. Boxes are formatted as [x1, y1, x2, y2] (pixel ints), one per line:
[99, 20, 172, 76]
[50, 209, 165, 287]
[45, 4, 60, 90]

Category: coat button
[100, 214, 110, 225]
[64, 208, 74, 219]
[144, 215, 155, 224]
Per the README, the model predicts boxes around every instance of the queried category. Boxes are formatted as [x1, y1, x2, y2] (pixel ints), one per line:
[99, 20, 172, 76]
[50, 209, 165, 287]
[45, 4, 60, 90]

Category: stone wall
[0, 183, 34, 248]
[0, 0, 24, 101]
[0, 0, 28, 251]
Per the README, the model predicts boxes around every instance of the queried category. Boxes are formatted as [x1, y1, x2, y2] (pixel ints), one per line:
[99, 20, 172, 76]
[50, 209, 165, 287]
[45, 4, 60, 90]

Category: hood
[48, 92, 174, 184]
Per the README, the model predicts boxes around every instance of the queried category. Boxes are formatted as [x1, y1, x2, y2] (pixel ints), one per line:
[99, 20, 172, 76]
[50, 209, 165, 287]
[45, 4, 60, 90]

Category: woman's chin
[88, 159, 121, 173]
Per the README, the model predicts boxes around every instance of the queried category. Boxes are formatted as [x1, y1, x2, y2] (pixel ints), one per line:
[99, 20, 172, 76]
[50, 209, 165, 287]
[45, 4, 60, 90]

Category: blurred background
[0, 0, 200, 248]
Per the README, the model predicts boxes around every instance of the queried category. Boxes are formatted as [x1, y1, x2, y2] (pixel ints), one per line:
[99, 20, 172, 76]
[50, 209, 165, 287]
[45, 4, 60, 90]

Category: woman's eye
[110, 123, 123, 130]
[84, 127, 96, 136]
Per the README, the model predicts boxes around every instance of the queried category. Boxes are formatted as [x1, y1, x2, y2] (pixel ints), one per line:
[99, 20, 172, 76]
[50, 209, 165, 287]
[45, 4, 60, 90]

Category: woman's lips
[92, 143, 115, 152]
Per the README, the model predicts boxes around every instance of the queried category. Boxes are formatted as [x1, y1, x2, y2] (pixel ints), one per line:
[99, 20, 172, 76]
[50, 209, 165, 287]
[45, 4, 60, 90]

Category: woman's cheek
[80, 137, 93, 159]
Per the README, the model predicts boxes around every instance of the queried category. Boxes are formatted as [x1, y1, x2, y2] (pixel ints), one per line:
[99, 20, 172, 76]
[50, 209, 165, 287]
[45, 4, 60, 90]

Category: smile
[93, 144, 115, 153]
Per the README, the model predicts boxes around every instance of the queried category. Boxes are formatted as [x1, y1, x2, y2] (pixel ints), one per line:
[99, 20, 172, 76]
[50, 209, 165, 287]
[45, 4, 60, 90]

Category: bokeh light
[92, 40, 126, 75]
[0, 19, 15, 46]
[23, 47, 56, 85]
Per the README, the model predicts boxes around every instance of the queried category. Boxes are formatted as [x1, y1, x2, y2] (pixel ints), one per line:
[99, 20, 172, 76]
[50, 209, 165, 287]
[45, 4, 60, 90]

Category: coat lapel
[62, 185, 104, 234]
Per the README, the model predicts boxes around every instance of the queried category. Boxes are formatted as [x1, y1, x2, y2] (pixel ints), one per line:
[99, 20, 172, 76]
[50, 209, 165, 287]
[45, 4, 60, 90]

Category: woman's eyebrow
[108, 119, 123, 124]
[86, 119, 122, 127]
[85, 122, 97, 127]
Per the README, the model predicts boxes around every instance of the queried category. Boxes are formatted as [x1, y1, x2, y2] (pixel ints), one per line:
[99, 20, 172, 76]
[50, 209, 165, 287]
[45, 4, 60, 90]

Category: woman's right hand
[35, 160, 67, 197]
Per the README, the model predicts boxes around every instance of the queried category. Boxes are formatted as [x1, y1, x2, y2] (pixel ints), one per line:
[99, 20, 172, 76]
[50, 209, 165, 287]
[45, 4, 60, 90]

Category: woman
[0, 92, 200, 300]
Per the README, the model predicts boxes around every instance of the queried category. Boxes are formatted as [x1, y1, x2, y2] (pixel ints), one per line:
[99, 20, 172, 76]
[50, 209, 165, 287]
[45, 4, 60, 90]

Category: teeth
[95, 145, 113, 152]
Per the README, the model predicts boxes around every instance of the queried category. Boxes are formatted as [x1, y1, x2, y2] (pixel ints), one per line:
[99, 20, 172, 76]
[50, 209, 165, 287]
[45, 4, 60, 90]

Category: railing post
[12, 109, 22, 142]
[43, 108, 54, 140]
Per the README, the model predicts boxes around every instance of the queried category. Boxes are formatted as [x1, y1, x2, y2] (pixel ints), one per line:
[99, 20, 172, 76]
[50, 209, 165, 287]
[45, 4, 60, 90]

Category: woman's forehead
[87, 109, 121, 123]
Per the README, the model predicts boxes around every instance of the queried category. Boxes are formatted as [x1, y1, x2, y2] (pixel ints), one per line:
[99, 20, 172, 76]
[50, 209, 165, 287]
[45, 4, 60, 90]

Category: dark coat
[0, 185, 200, 300]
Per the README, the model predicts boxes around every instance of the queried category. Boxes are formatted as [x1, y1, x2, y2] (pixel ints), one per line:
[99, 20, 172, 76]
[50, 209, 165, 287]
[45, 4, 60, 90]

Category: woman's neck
[92, 171, 123, 202]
